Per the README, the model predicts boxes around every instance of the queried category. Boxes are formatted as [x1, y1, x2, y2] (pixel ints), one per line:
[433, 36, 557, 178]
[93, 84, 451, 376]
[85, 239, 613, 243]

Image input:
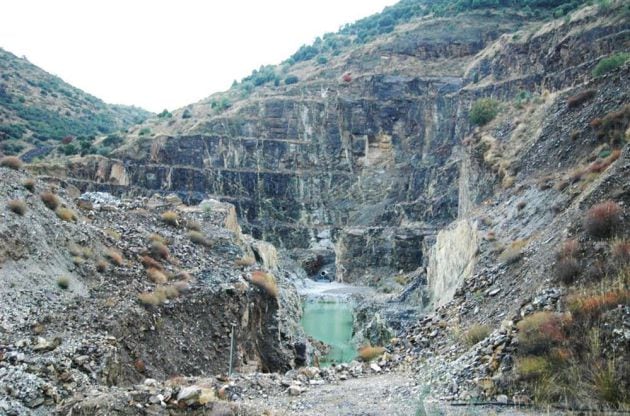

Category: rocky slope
[0, 47, 151, 159]
[0, 166, 307, 415]
[1, 0, 629, 414]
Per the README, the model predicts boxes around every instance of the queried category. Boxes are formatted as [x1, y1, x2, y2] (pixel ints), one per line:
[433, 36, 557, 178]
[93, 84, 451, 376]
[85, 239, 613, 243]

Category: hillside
[0, 47, 151, 160]
[1, 0, 629, 414]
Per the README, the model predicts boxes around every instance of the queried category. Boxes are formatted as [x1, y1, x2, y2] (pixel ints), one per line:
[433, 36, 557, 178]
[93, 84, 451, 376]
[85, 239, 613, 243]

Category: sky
[0, 0, 398, 112]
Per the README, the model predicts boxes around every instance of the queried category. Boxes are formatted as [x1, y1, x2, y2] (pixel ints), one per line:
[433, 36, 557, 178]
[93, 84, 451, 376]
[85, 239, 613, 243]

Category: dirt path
[244, 372, 421, 415]
[243, 370, 570, 416]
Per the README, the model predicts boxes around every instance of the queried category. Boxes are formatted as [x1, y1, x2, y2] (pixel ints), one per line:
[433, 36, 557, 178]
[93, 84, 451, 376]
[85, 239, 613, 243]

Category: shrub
[186, 220, 202, 231]
[469, 98, 499, 126]
[567, 289, 630, 319]
[105, 249, 124, 266]
[250, 271, 278, 298]
[557, 239, 579, 260]
[498, 240, 527, 265]
[462, 324, 490, 346]
[235, 256, 256, 267]
[188, 231, 209, 246]
[611, 239, 630, 264]
[147, 268, 168, 284]
[555, 258, 581, 284]
[7, 199, 27, 216]
[150, 241, 170, 259]
[357, 346, 385, 361]
[56, 207, 77, 222]
[516, 356, 550, 381]
[592, 53, 630, 77]
[155, 285, 179, 299]
[138, 291, 162, 306]
[284, 75, 299, 85]
[516, 312, 570, 355]
[148, 233, 168, 245]
[22, 178, 35, 192]
[161, 211, 178, 226]
[516, 201, 527, 211]
[566, 89, 596, 109]
[0, 156, 23, 170]
[96, 258, 108, 273]
[583, 200, 622, 239]
[40, 191, 60, 210]
[57, 276, 70, 289]
[140, 255, 163, 270]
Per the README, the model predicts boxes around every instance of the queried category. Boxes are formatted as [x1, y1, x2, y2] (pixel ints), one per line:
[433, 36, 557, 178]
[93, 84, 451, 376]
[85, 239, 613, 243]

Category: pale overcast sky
[0, 0, 397, 112]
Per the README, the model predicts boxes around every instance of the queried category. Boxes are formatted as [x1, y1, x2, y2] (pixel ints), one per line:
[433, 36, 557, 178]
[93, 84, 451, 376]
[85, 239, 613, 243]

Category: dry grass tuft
[0, 156, 23, 170]
[22, 178, 35, 192]
[148, 233, 168, 245]
[516, 356, 550, 381]
[555, 258, 581, 285]
[188, 231, 209, 246]
[57, 276, 70, 289]
[557, 239, 580, 260]
[235, 256, 256, 267]
[584, 200, 623, 239]
[150, 241, 170, 259]
[611, 239, 630, 265]
[138, 291, 162, 306]
[250, 271, 278, 298]
[498, 240, 527, 265]
[96, 258, 108, 273]
[357, 346, 386, 361]
[161, 211, 179, 226]
[186, 220, 202, 231]
[462, 324, 491, 346]
[40, 191, 60, 210]
[141, 255, 163, 270]
[105, 249, 124, 266]
[147, 267, 168, 284]
[55, 207, 77, 222]
[155, 285, 179, 299]
[7, 199, 27, 216]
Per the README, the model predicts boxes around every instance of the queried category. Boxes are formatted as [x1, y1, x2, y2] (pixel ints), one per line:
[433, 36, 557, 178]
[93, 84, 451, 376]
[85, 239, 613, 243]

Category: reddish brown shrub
[96, 258, 108, 273]
[567, 290, 630, 319]
[584, 200, 623, 239]
[357, 346, 385, 361]
[517, 312, 571, 355]
[140, 255, 163, 270]
[55, 207, 77, 222]
[566, 89, 596, 109]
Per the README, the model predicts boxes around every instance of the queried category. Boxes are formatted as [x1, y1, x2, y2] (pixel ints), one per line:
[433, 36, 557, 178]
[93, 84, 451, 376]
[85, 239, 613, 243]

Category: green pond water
[301, 300, 356, 366]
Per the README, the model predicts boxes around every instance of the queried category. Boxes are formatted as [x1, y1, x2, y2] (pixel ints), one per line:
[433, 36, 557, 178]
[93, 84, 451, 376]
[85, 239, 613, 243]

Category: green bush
[157, 109, 172, 119]
[592, 53, 630, 77]
[284, 75, 299, 85]
[469, 98, 500, 126]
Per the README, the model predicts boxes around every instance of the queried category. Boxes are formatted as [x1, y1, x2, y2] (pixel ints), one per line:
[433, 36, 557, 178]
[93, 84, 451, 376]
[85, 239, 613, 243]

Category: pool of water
[301, 299, 356, 366]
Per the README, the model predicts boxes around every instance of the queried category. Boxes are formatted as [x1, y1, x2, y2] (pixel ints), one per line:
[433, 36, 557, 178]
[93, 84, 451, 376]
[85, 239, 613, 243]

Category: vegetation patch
[161, 211, 179, 226]
[57, 276, 70, 290]
[469, 98, 500, 126]
[583, 200, 622, 239]
[22, 178, 35, 192]
[0, 156, 23, 170]
[7, 199, 27, 216]
[40, 191, 60, 210]
[55, 207, 77, 222]
[592, 52, 630, 77]
[462, 324, 490, 346]
[357, 346, 385, 362]
[250, 271, 278, 298]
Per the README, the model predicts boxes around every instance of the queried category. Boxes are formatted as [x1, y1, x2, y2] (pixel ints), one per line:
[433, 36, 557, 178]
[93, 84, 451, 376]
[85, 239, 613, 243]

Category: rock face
[58, 5, 628, 296]
[427, 219, 479, 307]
